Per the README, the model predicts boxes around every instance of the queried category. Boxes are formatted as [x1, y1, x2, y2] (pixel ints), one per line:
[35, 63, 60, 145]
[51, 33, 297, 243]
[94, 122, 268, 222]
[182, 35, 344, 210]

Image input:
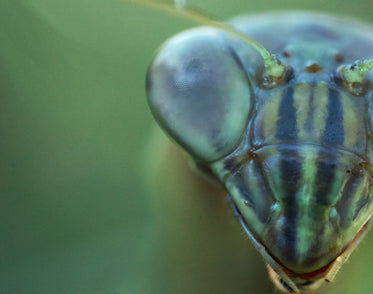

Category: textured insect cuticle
[260, 61, 294, 90]
[282, 50, 292, 58]
[334, 53, 344, 63]
[305, 63, 322, 73]
[334, 65, 365, 96]
[336, 59, 373, 95]
[279, 278, 295, 293]
[144, 4, 373, 292]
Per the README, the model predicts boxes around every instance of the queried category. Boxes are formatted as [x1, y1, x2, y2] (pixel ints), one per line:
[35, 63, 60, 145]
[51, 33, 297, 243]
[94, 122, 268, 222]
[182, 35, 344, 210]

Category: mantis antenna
[342, 59, 373, 81]
[338, 59, 373, 95]
[124, 0, 288, 84]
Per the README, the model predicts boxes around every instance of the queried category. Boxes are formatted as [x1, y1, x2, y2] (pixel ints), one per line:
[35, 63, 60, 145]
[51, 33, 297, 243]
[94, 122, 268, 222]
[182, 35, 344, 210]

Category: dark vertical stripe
[251, 161, 276, 222]
[322, 88, 344, 145]
[315, 88, 344, 206]
[276, 87, 297, 141]
[305, 83, 316, 132]
[279, 148, 302, 261]
[275, 86, 300, 258]
[314, 151, 338, 205]
[234, 160, 276, 224]
[335, 175, 364, 228]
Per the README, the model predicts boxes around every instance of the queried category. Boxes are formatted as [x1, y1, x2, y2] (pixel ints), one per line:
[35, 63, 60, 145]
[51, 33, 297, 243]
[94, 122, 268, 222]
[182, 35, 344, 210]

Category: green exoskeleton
[138, 1, 373, 292]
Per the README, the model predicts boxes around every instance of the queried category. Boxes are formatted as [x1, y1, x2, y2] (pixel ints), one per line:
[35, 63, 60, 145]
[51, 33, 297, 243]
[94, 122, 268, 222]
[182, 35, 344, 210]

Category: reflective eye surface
[146, 28, 253, 162]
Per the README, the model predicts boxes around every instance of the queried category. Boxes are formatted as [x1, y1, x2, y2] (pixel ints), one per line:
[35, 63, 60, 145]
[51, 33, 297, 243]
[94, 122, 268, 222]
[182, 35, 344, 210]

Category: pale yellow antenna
[124, 0, 288, 86]
[338, 59, 373, 95]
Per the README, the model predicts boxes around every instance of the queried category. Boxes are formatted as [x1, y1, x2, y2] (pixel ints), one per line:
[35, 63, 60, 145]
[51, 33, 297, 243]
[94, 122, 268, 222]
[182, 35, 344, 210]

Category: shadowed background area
[1, 0, 373, 293]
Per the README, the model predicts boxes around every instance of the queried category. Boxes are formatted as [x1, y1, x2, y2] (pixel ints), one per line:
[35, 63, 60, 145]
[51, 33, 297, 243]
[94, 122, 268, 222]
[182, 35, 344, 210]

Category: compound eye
[146, 28, 253, 162]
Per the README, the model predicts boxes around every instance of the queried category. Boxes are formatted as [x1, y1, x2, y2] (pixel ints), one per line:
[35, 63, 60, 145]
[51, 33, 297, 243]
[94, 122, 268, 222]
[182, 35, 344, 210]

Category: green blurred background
[1, 0, 373, 293]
